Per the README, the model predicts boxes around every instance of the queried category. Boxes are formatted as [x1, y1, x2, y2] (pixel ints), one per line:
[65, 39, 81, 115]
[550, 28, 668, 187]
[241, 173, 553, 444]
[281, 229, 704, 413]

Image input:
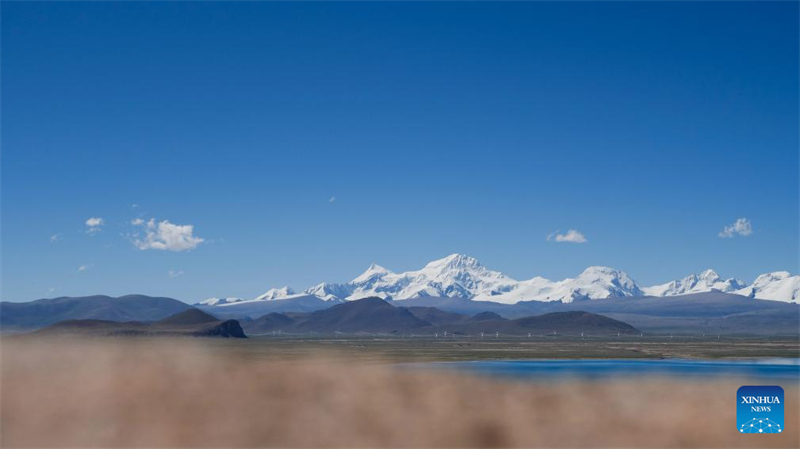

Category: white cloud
[719, 218, 753, 238]
[131, 218, 145, 226]
[132, 218, 204, 252]
[48, 287, 57, 294]
[85, 217, 104, 235]
[547, 229, 587, 244]
[168, 270, 185, 278]
[328, 196, 336, 203]
[86, 217, 103, 227]
[77, 264, 92, 273]
[50, 233, 62, 243]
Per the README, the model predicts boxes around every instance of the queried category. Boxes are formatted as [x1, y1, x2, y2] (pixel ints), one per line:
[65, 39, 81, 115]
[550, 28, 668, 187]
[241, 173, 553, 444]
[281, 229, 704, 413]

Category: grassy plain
[200, 334, 800, 362]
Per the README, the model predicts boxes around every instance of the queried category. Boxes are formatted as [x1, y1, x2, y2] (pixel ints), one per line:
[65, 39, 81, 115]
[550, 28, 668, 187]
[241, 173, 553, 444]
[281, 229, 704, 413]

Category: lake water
[418, 359, 800, 381]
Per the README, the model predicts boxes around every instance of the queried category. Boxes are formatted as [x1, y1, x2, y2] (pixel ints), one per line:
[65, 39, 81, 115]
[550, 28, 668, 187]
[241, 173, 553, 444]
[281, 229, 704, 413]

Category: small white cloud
[132, 218, 204, 252]
[131, 204, 139, 209]
[547, 229, 587, 244]
[50, 233, 62, 243]
[719, 218, 753, 238]
[77, 264, 92, 273]
[48, 287, 57, 294]
[168, 270, 185, 278]
[328, 196, 337, 203]
[131, 218, 145, 226]
[85, 217, 104, 235]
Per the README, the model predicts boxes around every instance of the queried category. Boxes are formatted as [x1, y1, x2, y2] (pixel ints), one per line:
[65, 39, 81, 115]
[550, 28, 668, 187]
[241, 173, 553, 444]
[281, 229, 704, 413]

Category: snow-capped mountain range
[642, 270, 747, 297]
[198, 254, 800, 306]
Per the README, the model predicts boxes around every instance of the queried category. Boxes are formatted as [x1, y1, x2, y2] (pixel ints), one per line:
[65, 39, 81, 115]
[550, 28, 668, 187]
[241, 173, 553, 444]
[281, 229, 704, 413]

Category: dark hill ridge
[36, 310, 246, 338]
[1, 294, 194, 331]
[246, 313, 297, 334]
[516, 311, 637, 333]
[516, 311, 618, 328]
[294, 297, 430, 333]
[154, 308, 219, 326]
[41, 319, 147, 331]
[431, 311, 639, 336]
[241, 297, 639, 336]
[469, 311, 505, 322]
[403, 307, 467, 326]
[388, 292, 800, 336]
[8, 291, 796, 336]
[525, 292, 800, 335]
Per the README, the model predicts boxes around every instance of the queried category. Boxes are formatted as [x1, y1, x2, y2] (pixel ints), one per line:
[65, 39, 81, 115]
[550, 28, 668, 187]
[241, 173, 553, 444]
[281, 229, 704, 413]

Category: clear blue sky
[2, 1, 798, 303]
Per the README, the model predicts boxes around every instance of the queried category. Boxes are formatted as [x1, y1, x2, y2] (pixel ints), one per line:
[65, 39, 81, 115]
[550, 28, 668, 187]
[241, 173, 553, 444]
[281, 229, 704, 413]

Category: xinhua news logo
[737, 386, 784, 434]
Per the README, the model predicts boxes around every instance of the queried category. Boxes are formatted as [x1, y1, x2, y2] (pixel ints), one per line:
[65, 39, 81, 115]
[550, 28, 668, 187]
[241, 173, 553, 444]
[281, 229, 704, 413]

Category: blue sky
[2, 1, 798, 303]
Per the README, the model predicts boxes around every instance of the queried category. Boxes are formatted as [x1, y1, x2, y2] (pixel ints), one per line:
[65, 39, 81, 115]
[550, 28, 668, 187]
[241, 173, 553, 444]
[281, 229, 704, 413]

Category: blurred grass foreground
[2, 338, 798, 448]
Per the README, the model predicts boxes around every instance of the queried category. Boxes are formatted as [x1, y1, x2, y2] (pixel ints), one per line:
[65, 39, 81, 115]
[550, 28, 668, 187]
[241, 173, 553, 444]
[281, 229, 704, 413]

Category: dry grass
[1, 337, 798, 448]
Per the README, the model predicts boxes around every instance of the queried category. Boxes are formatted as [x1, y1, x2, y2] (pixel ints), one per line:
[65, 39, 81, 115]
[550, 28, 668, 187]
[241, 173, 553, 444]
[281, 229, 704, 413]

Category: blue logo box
[737, 386, 784, 434]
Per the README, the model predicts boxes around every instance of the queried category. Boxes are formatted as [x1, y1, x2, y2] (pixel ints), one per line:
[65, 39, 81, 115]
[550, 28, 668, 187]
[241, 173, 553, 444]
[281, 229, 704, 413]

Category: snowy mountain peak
[302, 282, 352, 301]
[343, 254, 517, 301]
[196, 297, 245, 306]
[425, 253, 483, 271]
[580, 266, 616, 275]
[367, 262, 388, 272]
[254, 286, 295, 301]
[578, 266, 628, 279]
[571, 266, 642, 295]
[643, 270, 746, 297]
[698, 269, 720, 281]
[755, 271, 792, 282]
[736, 271, 799, 303]
[574, 266, 643, 297]
[352, 263, 392, 283]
